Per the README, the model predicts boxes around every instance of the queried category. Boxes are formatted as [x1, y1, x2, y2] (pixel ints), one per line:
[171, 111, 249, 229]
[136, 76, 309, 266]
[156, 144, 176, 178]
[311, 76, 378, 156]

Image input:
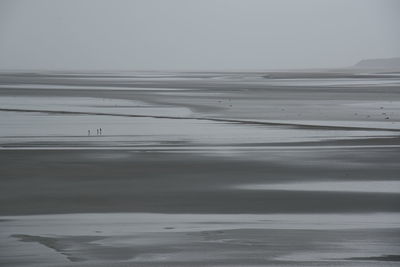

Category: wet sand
[0, 148, 400, 215]
[0, 70, 399, 266]
[1, 213, 399, 266]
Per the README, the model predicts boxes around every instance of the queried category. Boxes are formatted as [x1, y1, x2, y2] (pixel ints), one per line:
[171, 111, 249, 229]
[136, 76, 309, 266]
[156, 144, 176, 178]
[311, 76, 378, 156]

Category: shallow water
[0, 95, 398, 149]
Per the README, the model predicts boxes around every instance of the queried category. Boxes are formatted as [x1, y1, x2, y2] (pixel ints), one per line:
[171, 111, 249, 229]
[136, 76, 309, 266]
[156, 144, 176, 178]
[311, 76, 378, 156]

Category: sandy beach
[0, 70, 400, 266]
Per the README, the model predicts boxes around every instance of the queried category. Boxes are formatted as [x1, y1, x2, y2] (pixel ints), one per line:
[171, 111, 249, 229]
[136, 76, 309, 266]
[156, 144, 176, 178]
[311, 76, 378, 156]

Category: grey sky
[0, 0, 399, 71]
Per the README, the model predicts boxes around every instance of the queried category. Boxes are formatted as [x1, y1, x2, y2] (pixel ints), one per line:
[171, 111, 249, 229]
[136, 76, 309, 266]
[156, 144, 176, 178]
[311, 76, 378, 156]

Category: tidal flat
[0, 70, 399, 266]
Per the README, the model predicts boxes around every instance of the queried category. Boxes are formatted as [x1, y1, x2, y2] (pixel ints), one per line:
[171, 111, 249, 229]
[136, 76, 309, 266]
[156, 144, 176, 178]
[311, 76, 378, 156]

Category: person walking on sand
[100, 128, 102, 135]
[88, 130, 90, 136]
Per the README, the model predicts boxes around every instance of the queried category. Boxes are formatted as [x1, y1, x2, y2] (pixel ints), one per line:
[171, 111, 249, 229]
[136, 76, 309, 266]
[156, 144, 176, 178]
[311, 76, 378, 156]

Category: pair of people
[88, 128, 103, 136]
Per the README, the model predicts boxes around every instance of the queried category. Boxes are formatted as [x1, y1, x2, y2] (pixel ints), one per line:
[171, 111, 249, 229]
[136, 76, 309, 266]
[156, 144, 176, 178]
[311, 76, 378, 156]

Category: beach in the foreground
[0, 71, 399, 266]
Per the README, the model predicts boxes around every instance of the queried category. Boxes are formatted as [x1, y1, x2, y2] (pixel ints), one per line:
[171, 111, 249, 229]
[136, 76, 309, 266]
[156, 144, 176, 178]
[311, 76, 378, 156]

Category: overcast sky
[0, 0, 399, 71]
